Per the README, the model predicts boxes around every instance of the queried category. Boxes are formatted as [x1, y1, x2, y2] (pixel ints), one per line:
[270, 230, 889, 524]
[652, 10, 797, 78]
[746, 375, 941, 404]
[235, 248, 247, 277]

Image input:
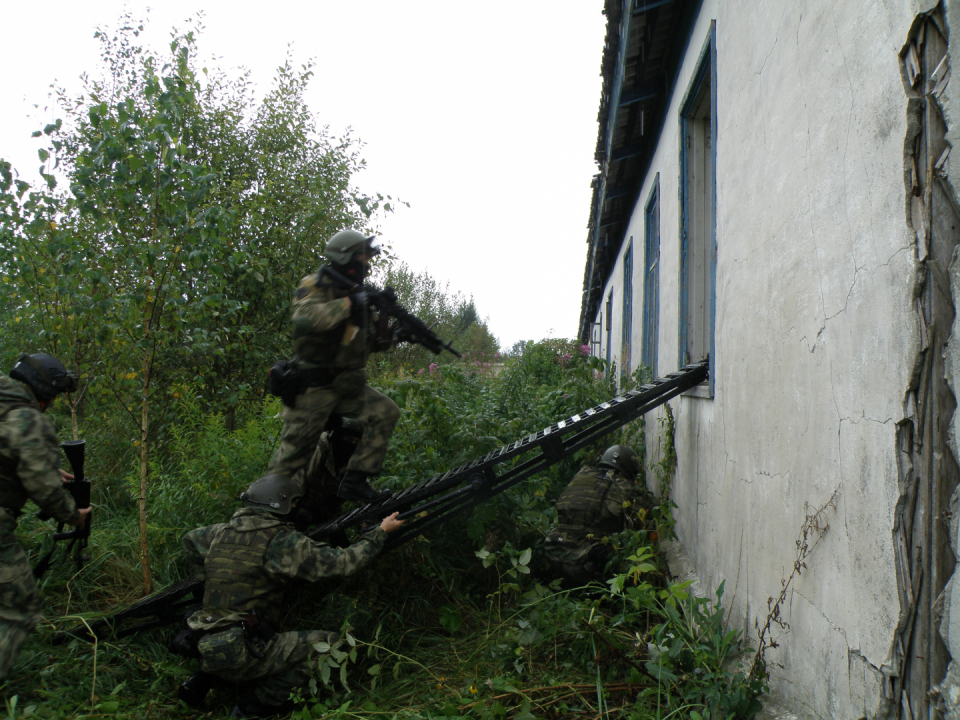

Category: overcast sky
[0, 2, 607, 349]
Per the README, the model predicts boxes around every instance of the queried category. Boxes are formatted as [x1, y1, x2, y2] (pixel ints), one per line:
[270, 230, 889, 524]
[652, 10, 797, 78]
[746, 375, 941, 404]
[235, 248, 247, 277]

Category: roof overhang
[579, 0, 703, 341]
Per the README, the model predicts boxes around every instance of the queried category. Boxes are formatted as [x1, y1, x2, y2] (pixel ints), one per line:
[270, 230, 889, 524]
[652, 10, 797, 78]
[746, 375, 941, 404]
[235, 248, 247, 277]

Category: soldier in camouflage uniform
[290, 416, 364, 537]
[268, 230, 399, 503]
[181, 473, 403, 718]
[544, 445, 652, 587]
[0, 353, 89, 682]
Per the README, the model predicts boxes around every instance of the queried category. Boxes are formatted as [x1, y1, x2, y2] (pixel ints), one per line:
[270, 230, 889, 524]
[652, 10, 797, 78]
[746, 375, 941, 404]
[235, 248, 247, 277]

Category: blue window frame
[605, 290, 613, 370]
[642, 178, 660, 378]
[679, 23, 716, 393]
[621, 240, 633, 382]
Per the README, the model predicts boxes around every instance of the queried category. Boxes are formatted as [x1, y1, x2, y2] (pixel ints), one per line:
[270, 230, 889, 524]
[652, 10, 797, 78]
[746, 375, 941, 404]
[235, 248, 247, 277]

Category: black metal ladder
[68, 360, 707, 640]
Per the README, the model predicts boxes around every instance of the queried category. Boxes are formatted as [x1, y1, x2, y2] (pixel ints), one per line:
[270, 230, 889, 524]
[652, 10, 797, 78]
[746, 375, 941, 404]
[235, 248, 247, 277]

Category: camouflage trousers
[269, 383, 400, 481]
[0, 510, 43, 682]
[198, 626, 339, 706]
[543, 535, 613, 588]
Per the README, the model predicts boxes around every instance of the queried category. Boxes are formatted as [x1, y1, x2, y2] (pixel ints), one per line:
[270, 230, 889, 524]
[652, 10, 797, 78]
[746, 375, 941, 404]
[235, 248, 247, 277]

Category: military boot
[176, 671, 219, 707]
[337, 471, 392, 503]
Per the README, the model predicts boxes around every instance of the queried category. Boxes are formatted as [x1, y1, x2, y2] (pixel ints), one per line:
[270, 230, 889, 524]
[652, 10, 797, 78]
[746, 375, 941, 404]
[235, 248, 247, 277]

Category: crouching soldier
[0, 353, 90, 682]
[544, 445, 652, 587]
[179, 473, 403, 718]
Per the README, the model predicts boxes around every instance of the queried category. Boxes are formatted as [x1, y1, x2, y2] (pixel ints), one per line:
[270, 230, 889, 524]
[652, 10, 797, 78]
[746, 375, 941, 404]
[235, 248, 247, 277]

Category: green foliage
[0, 14, 399, 586]
[0, 13, 393, 435]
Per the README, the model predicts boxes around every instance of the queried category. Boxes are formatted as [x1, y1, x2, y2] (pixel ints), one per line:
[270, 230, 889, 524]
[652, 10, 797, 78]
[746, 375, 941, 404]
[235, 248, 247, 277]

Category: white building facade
[579, 1, 960, 717]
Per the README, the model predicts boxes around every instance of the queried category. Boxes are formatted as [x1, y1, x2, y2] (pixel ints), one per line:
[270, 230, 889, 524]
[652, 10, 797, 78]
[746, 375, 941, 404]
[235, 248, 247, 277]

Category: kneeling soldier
[544, 445, 652, 587]
[180, 473, 403, 718]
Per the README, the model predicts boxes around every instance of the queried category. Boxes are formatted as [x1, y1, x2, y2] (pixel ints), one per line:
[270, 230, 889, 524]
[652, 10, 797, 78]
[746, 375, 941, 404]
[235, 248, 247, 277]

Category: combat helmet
[323, 230, 380, 266]
[10, 353, 78, 405]
[598, 445, 640, 482]
[240, 473, 303, 515]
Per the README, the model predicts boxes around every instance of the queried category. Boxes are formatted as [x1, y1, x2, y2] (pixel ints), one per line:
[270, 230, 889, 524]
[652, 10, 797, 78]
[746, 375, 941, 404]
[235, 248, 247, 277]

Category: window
[621, 240, 633, 381]
[679, 24, 716, 392]
[643, 178, 660, 378]
[590, 321, 602, 358]
[605, 291, 614, 370]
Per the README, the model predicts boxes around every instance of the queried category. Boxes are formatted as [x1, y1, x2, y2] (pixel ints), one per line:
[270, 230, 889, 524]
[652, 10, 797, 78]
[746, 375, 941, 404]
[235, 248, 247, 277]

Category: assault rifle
[317, 265, 461, 358]
[34, 440, 92, 578]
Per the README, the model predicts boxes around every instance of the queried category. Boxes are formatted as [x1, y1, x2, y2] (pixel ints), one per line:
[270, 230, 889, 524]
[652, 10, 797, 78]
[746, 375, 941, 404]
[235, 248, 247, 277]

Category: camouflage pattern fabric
[0, 374, 79, 523]
[182, 507, 386, 704]
[0, 509, 43, 682]
[268, 270, 399, 481]
[269, 384, 399, 480]
[542, 540, 613, 587]
[183, 507, 386, 633]
[0, 373, 78, 682]
[544, 465, 652, 586]
[290, 270, 391, 370]
[198, 626, 340, 706]
[199, 520, 285, 627]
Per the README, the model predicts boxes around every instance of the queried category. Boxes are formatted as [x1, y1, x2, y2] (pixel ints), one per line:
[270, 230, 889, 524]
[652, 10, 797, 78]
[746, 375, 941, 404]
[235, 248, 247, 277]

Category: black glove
[349, 290, 370, 321]
[380, 286, 398, 304]
[392, 322, 414, 343]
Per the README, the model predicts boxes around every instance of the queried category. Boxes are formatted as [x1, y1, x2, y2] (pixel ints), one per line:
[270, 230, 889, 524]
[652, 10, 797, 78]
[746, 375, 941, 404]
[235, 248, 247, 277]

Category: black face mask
[336, 257, 369, 282]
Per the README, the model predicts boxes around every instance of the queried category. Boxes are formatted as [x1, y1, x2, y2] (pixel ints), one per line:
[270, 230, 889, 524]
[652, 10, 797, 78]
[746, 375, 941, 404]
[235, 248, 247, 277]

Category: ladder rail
[65, 360, 707, 640]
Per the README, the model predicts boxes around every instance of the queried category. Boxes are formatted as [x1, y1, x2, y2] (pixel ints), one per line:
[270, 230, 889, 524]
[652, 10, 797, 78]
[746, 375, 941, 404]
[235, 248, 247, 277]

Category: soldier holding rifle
[267, 229, 459, 505]
[0, 353, 90, 682]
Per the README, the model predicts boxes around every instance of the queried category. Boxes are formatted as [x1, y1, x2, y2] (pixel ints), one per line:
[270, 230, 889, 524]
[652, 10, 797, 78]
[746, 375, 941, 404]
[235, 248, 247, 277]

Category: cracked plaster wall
[593, 1, 936, 717]
[934, 2, 960, 716]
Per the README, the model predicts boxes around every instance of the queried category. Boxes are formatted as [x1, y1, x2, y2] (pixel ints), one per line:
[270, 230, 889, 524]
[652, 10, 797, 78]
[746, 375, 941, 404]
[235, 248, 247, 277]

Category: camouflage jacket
[290, 268, 391, 371]
[182, 506, 387, 632]
[0, 373, 78, 525]
[552, 466, 650, 544]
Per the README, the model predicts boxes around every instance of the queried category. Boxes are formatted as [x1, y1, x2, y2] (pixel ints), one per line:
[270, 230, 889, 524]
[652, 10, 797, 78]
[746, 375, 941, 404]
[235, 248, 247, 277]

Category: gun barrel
[61, 440, 85, 483]
[60, 440, 91, 518]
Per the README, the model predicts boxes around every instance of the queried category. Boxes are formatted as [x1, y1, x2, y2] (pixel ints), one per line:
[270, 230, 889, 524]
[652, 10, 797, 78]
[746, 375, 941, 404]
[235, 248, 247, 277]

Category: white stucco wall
[595, 1, 932, 716]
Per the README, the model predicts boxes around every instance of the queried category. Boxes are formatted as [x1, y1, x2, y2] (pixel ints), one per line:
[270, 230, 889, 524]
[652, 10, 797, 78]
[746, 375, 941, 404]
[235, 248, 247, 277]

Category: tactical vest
[293, 273, 369, 370]
[555, 467, 622, 540]
[201, 523, 285, 622]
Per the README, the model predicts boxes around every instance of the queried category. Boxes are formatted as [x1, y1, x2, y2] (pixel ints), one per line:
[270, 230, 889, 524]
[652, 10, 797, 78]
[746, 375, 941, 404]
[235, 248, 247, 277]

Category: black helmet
[241, 473, 303, 515]
[10, 353, 78, 404]
[598, 445, 640, 481]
